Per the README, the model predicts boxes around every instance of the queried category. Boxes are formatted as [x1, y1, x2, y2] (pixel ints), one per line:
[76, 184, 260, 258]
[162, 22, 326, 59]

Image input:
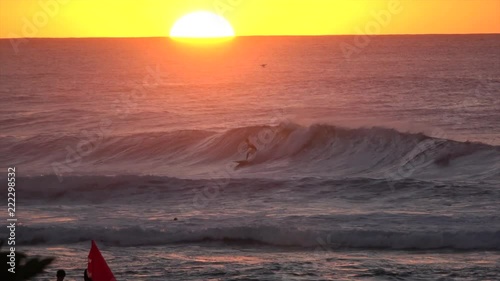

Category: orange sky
[1, 0, 499, 38]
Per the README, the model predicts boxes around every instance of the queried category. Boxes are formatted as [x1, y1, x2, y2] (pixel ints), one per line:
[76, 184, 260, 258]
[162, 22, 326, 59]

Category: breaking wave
[2, 123, 499, 180]
[17, 225, 500, 251]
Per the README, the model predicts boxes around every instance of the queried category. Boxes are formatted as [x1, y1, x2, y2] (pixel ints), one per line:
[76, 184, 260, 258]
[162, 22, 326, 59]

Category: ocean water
[1, 35, 499, 280]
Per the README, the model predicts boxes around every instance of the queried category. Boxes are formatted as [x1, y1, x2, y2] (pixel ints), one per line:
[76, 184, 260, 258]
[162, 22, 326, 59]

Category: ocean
[1, 35, 499, 280]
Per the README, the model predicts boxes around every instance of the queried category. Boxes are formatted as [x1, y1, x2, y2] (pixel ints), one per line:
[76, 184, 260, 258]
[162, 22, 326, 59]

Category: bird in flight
[260, 64, 267, 68]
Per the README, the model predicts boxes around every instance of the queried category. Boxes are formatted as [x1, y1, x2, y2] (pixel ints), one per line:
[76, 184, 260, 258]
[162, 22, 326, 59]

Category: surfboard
[234, 160, 251, 169]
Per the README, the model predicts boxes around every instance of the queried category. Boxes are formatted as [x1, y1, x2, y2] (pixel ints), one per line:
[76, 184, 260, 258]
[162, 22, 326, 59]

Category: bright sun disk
[170, 11, 235, 38]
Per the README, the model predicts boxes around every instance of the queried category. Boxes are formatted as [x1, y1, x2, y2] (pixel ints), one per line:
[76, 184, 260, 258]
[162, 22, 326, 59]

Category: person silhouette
[245, 138, 257, 160]
[84, 269, 92, 281]
[56, 270, 66, 281]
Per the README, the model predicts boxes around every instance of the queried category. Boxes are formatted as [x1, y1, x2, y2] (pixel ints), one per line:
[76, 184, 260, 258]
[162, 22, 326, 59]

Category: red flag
[88, 240, 116, 281]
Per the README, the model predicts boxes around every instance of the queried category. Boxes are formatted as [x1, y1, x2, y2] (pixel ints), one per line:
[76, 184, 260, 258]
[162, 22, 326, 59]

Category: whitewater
[1, 35, 499, 280]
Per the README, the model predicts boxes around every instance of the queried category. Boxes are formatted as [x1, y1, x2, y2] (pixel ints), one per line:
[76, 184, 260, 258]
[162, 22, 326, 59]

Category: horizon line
[1, 33, 499, 39]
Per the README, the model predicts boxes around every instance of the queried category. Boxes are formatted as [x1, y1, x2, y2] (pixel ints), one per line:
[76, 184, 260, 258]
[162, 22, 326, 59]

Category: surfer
[84, 269, 92, 281]
[56, 270, 66, 281]
[245, 138, 257, 160]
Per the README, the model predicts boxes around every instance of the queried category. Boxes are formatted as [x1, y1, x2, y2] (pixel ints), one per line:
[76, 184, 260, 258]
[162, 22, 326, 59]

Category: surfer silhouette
[245, 138, 257, 160]
[56, 270, 66, 281]
[84, 269, 92, 281]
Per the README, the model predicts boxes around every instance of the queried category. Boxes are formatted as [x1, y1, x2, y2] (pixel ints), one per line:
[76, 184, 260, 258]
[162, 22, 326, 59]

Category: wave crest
[18, 225, 500, 251]
[2, 123, 499, 180]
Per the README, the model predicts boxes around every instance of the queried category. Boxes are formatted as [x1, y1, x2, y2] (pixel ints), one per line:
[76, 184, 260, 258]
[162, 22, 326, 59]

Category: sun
[170, 11, 235, 38]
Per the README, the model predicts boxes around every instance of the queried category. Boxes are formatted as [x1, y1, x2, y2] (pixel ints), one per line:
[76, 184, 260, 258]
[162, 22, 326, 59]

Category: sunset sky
[1, 0, 499, 38]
